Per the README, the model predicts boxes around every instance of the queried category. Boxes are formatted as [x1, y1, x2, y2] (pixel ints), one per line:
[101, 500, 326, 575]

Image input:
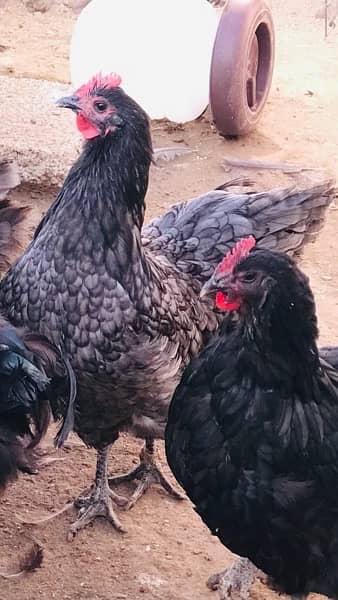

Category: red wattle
[76, 114, 100, 139]
[215, 292, 241, 311]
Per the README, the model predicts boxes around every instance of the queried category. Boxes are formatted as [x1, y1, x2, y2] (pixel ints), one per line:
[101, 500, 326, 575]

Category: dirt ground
[0, 1, 338, 599]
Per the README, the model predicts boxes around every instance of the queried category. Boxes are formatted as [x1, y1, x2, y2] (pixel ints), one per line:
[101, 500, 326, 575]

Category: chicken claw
[207, 557, 267, 600]
[68, 447, 129, 539]
[108, 437, 184, 509]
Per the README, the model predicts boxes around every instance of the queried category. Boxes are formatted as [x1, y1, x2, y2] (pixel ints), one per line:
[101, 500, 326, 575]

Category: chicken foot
[207, 557, 268, 600]
[108, 437, 184, 509]
[68, 446, 128, 539]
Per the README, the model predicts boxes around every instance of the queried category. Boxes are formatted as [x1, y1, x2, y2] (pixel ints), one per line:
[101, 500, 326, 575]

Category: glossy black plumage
[0, 83, 334, 529]
[166, 248, 338, 598]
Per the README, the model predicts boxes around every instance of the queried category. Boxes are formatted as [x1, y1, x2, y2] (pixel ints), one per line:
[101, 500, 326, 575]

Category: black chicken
[0, 73, 334, 536]
[0, 161, 69, 492]
[166, 237, 338, 600]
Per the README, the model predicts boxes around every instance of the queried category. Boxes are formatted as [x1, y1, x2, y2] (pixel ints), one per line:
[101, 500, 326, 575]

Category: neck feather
[239, 290, 320, 387]
[41, 122, 153, 299]
[69, 128, 152, 233]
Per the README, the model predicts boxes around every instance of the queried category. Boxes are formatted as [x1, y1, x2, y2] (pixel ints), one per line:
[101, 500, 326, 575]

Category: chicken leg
[68, 446, 129, 538]
[108, 437, 184, 509]
[207, 557, 268, 600]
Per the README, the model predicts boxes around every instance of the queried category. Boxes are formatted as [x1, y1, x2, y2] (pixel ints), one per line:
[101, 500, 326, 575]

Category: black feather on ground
[0, 538, 43, 579]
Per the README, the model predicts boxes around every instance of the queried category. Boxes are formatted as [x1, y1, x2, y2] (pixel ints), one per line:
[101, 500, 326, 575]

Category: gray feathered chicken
[0, 73, 334, 536]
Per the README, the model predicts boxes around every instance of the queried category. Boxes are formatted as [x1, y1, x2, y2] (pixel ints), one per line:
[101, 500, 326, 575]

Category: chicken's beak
[56, 95, 81, 112]
[200, 276, 218, 299]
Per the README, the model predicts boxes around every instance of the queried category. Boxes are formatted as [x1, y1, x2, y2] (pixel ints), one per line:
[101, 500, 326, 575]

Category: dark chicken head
[201, 237, 258, 310]
[201, 236, 312, 315]
[56, 72, 149, 140]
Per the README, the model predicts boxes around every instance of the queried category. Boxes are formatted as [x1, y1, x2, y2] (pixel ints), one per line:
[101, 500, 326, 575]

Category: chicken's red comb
[215, 236, 256, 275]
[75, 72, 122, 97]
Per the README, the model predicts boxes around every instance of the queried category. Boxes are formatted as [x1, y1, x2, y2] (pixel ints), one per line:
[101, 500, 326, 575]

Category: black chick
[166, 238, 338, 600]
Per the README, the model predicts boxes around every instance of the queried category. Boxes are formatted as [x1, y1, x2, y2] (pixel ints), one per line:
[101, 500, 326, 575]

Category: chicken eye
[94, 101, 108, 113]
[241, 271, 257, 283]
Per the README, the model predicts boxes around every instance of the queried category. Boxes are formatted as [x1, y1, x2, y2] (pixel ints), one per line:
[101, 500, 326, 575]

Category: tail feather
[249, 181, 336, 254]
[0, 161, 30, 272]
[23, 332, 77, 448]
[143, 179, 336, 285]
[0, 321, 54, 491]
[0, 342, 51, 445]
[0, 427, 31, 490]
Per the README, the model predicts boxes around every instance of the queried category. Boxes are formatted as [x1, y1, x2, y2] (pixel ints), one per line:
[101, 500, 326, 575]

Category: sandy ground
[0, 1, 338, 599]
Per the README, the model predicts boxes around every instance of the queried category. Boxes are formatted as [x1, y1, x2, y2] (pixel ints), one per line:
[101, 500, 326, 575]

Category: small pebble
[24, 0, 53, 12]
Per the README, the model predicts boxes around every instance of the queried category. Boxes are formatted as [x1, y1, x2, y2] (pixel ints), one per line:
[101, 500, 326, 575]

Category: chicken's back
[143, 179, 335, 285]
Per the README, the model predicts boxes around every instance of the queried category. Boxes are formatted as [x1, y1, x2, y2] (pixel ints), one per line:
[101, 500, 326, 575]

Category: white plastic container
[70, 0, 219, 123]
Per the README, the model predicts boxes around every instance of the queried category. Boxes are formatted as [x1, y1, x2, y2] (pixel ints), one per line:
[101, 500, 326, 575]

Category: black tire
[209, 0, 275, 136]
